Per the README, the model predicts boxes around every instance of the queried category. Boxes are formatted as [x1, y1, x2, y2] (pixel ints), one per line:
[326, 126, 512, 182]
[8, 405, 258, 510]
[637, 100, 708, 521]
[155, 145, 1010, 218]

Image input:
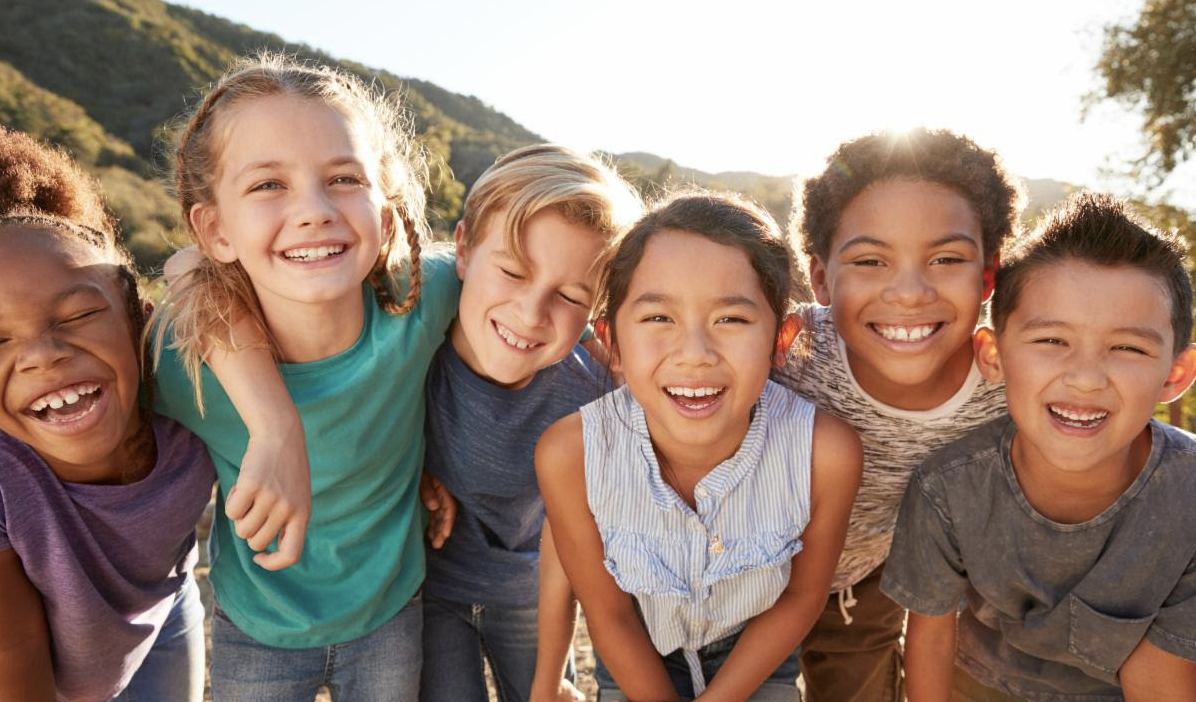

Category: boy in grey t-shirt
[882, 193, 1196, 701]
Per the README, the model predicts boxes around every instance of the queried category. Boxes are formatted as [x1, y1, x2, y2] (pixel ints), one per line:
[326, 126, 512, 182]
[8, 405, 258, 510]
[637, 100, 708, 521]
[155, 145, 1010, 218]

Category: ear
[973, 326, 1004, 383]
[808, 256, 832, 306]
[773, 313, 803, 367]
[982, 253, 999, 302]
[596, 318, 619, 373]
[190, 203, 237, 264]
[453, 220, 470, 281]
[1159, 344, 1196, 403]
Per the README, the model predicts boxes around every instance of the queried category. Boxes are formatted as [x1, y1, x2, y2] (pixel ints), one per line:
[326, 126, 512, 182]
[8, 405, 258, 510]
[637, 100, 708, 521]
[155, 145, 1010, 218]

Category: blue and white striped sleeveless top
[581, 380, 815, 694]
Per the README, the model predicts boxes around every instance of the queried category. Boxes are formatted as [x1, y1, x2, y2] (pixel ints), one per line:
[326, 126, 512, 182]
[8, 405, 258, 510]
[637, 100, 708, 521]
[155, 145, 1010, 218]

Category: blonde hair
[151, 53, 431, 408]
[459, 144, 641, 272]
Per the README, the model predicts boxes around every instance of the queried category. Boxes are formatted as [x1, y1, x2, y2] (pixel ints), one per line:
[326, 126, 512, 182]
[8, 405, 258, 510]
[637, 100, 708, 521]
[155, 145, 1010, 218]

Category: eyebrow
[837, 232, 980, 254]
[1020, 318, 1166, 345]
[236, 156, 364, 179]
[53, 283, 106, 305]
[631, 291, 759, 308]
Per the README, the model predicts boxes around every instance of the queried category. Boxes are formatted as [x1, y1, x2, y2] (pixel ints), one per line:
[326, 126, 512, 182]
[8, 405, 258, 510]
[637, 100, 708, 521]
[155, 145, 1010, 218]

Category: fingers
[253, 516, 308, 571]
[419, 473, 442, 511]
[224, 483, 252, 520]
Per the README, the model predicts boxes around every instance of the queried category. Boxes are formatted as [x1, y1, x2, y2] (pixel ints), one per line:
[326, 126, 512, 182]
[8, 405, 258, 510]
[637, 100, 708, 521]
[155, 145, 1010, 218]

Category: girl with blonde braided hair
[150, 53, 461, 699]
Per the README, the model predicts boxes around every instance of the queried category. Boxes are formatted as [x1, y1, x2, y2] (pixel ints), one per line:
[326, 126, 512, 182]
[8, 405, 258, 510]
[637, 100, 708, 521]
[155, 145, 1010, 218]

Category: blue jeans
[210, 592, 423, 702]
[420, 593, 575, 702]
[595, 629, 802, 701]
[109, 575, 205, 702]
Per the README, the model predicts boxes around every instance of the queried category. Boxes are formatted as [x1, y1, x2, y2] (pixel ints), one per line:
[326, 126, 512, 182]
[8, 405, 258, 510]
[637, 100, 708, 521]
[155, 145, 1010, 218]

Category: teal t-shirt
[154, 250, 460, 648]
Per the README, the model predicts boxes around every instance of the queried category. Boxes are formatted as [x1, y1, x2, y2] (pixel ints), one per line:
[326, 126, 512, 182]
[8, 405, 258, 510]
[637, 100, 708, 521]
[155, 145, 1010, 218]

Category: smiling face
[0, 227, 142, 483]
[451, 207, 605, 388]
[977, 260, 1196, 478]
[610, 229, 782, 464]
[191, 93, 388, 327]
[810, 178, 992, 410]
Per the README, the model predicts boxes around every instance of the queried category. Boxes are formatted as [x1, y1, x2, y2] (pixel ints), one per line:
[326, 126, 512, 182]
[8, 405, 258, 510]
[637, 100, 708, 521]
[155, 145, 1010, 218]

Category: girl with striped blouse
[536, 192, 863, 701]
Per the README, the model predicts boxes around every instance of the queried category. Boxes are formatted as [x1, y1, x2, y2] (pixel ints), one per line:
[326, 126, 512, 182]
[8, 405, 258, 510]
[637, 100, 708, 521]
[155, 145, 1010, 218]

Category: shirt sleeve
[880, 466, 968, 616]
[1146, 548, 1196, 662]
[413, 247, 461, 336]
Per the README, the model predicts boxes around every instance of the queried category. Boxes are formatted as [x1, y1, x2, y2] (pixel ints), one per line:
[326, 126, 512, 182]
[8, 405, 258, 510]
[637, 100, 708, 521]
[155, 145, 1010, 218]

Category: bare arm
[905, 611, 957, 702]
[536, 415, 679, 702]
[0, 549, 54, 702]
[1120, 636, 1196, 702]
[163, 248, 310, 571]
[529, 520, 584, 702]
[697, 411, 862, 702]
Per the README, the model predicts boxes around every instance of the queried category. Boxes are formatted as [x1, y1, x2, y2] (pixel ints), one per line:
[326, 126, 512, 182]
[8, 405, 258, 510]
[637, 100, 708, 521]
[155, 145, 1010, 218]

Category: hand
[226, 419, 311, 570]
[420, 472, 457, 549]
[529, 678, 585, 702]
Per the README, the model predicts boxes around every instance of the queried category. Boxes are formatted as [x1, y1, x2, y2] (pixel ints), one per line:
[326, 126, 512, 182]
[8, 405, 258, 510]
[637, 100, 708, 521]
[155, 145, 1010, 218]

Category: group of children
[0, 51, 1193, 702]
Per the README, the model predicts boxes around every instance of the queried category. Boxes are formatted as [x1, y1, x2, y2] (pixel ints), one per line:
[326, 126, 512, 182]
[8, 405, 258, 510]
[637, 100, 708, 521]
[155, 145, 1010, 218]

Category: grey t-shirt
[882, 415, 1196, 701]
[0, 416, 215, 702]
[423, 340, 606, 608]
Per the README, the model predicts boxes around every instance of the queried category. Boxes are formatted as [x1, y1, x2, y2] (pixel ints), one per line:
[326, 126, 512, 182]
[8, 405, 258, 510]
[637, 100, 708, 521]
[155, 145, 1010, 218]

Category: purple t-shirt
[0, 416, 215, 702]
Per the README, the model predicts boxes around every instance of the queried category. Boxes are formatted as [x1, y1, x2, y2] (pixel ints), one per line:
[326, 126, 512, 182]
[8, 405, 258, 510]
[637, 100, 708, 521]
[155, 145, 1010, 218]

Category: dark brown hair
[0, 128, 148, 382]
[992, 191, 1193, 356]
[597, 190, 806, 355]
[795, 128, 1025, 264]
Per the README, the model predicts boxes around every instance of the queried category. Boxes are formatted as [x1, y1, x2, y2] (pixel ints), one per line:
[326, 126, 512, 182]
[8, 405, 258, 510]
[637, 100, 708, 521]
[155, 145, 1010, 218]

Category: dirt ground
[195, 501, 599, 702]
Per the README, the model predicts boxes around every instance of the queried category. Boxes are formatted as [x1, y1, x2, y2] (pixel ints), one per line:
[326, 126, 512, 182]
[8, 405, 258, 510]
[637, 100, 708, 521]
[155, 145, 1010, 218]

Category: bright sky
[178, 0, 1195, 207]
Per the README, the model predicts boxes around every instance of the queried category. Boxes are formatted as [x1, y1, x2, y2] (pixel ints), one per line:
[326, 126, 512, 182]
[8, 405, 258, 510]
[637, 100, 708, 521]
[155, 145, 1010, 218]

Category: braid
[373, 207, 424, 314]
[175, 82, 232, 225]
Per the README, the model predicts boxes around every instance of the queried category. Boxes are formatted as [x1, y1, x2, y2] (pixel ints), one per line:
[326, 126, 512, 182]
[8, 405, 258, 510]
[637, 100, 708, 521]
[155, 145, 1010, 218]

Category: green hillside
[0, 0, 1082, 275]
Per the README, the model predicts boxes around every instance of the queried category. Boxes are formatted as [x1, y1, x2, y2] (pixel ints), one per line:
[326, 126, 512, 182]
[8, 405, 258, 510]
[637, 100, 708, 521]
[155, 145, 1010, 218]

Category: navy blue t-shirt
[423, 339, 607, 607]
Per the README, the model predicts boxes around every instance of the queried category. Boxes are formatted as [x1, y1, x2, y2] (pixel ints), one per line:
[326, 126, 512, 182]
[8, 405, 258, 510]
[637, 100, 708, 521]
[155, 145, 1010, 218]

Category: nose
[16, 333, 73, 374]
[513, 288, 551, 329]
[1061, 352, 1110, 393]
[296, 187, 337, 228]
[880, 267, 936, 307]
[673, 324, 718, 367]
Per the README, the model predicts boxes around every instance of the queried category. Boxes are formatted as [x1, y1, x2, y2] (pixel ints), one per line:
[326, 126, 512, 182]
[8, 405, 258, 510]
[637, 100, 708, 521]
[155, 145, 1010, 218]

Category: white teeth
[495, 323, 538, 350]
[1050, 405, 1108, 423]
[29, 382, 100, 412]
[666, 386, 722, 398]
[875, 324, 938, 342]
[284, 244, 345, 261]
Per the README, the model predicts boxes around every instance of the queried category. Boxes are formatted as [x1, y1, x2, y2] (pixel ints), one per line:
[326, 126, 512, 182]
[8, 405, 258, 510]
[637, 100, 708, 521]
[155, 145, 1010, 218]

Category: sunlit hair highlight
[794, 127, 1025, 272]
[0, 128, 148, 387]
[151, 53, 431, 409]
[596, 190, 807, 358]
[459, 144, 641, 283]
[993, 191, 1193, 356]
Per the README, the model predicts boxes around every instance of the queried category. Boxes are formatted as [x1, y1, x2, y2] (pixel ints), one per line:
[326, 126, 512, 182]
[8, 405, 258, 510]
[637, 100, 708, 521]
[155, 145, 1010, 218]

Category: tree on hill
[1092, 0, 1196, 186]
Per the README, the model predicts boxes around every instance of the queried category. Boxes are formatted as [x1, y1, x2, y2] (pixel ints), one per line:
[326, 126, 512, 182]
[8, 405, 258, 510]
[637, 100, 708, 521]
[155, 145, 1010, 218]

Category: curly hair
[0, 128, 148, 388]
[993, 191, 1193, 356]
[0, 127, 114, 234]
[151, 53, 432, 410]
[794, 128, 1025, 265]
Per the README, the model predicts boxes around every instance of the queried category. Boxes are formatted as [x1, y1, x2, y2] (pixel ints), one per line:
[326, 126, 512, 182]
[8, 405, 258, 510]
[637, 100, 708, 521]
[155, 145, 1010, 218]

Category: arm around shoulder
[0, 549, 54, 702]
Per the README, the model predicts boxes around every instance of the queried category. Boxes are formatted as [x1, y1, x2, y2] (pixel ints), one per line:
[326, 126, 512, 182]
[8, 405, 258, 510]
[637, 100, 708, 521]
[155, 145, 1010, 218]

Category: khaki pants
[950, 666, 1024, 702]
[799, 565, 905, 702]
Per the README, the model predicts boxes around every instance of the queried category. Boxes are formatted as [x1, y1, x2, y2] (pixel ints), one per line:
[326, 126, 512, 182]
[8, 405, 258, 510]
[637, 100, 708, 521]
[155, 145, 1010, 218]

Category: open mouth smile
[25, 381, 104, 425]
[281, 244, 346, 262]
[1048, 403, 1109, 430]
[869, 322, 943, 343]
[493, 321, 543, 351]
[664, 385, 726, 414]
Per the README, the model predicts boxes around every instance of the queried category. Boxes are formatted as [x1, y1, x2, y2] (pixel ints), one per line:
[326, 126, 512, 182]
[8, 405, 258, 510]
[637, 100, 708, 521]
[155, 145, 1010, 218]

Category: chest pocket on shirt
[1067, 593, 1154, 683]
[601, 530, 690, 598]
